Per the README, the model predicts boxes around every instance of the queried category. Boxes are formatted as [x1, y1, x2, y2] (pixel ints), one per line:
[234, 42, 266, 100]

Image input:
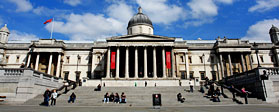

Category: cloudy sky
[0, 0, 279, 41]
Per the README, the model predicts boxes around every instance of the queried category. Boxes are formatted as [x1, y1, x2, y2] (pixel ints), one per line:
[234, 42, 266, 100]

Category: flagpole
[50, 17, 54, 39]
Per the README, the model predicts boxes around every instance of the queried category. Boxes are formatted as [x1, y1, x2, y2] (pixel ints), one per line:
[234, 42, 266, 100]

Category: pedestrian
[189, 80, 194, 93]
[68, 92, 76, 103]
[135, 82, 137, 87]
[145, 81, 147, 87]
[103, 92, 109, 103]
[43, 89, 51, 106]
[51, 89, 57, 106]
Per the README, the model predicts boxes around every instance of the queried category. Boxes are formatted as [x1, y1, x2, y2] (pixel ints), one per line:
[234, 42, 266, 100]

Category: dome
[0, 24, 10, 33]
[269, 25, 279, 34]
[127, 7, 153, 28]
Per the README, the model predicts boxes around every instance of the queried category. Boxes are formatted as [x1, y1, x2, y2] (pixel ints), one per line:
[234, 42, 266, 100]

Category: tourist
[43, 89, 51, 106]
[204, 77, 209, 88]
[177, 93, 185, 103]
[120, 92, 126, 103]
[241, 87, 250, 97]
[95, 84, 101, 91]
[114, 93, 120, 103]
[179, 80, 182, 86]
[103, 92, 109, 103]
[68, 92, 76, 103]
[228, 85, 236, 100]
[145, 81, 147, 87]
[155, 83, 157, 87]
[200, 85, 205, 93]
[189, 80, 194, 93]
[215, 87, 221, 96]
[212, 91, 221, 102]
[50, 89, 57, 106]
[135, 82, 137, 87]
[20, 63, 25, 68]
[109, 92, 115, 102]
[209, 83, 214, 97]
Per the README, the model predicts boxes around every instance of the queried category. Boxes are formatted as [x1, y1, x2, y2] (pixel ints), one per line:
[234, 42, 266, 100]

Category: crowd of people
[104, 92, 126, 103]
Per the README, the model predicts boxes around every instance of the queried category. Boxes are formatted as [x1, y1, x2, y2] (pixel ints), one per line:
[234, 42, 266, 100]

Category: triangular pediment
[106, 34, 175, 42]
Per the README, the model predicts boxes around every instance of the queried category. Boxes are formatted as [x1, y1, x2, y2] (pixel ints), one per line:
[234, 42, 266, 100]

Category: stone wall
[0, 68, 63, 104]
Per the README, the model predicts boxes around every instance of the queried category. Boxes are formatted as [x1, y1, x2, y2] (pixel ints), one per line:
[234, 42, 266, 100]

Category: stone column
[175, 53, 179, 77]
[144, 47, 148, 79]
[249, 54, 253, 69]
[228, 53, 233, 76]
[35, 53, 40, 70]
[185, 53, 189, 79]
[116, 47, 120, 79]
[26, 54, 31, 68]
[153, 47, 157, 79]
[55, 53, 62, 77]
[47, 53, 53, 75]
[240, 54, 246, 72]
[134, 47, 138, 79]
[162, 48, 166, 78]
[219, 54, 224, 78]
[171, 48, 176, 78]
[125, 47, 129, 79]
[106, 48, 111, 79]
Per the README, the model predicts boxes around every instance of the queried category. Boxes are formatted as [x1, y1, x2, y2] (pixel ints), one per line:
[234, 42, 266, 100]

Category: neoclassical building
[1, 8, 279, 86]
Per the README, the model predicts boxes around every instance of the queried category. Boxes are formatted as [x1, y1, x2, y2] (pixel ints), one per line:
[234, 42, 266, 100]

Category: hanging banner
[111, 51, 116, 69]
[166, 51, 171, 69]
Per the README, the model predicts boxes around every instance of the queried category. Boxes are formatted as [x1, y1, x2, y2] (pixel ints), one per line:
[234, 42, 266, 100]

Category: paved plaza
[0, 104, 279, 112]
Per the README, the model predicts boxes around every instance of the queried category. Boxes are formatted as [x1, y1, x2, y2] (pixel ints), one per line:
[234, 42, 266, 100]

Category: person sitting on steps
[94, 84, 101, 91]
[109, 92, 115, 102]
[103, 92, 109, 103]
[68, 92, 76, 103]
[120, 92, 126, 103]
[114, 93, 120, 103]
[212, 91, 221, 102]
[177, 93, 185, 103]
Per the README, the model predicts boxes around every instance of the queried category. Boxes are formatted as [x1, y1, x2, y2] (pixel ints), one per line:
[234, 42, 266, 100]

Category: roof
[127, 7, 153, 28]
[0, 24, 10, 33]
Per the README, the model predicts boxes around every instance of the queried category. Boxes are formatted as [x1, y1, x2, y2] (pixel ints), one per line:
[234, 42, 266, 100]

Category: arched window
[139, 26, 142, 33]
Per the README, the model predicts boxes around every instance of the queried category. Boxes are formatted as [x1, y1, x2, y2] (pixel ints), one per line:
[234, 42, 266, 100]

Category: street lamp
[253, 42, 261, 67]
[25, 46, 34, 68]
[202, 53, 206, 80]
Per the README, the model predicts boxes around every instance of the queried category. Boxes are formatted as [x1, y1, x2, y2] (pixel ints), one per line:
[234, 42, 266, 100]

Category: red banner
[111, 51, 116, 69]
[166, 51, 171, 69]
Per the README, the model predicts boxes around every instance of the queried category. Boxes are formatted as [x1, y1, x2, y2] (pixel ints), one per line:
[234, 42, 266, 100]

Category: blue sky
[0, 0, 279, 41]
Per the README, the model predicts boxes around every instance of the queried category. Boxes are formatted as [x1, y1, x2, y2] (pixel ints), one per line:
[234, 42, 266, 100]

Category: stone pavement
[0, 104, 279, 112]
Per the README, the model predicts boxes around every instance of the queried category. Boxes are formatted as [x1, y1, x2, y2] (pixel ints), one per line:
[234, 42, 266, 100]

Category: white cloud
[107, 2, 134, 22]
[7, 0, 33, 12]
[214, 0, 234, 4]
[188, 0, 218, 19]
[242, 19, 279, 41]
[64, 0, 82, 6]
[9, 30, 39, 41]
[136, 0, 184, 24]
[249, 0, 279, 12]
[45, 13, 126, 41]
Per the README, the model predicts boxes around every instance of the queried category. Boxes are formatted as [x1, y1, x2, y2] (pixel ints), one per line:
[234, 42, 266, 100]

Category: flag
[111, 51, 116, 69]
[166, 51, 171, 69]
[44, 18, 53, 24]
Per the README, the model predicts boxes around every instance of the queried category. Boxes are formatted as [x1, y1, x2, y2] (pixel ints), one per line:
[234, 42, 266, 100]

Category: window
[181, 72, 186, 79]
[260, 55, 264, 62]
[200, 71, 205, 80]
[180, 56, 184, 62]
[16, 55, 20, 63]
[97, 56, 101, 62]
[139, 26, 142, 33]
[251, 55, 254, 63]
[200, 56, 203, 63]
[188, 56, 192, 63]
[66, 56, 70, 63]
[189, 71, 194, 79]
[64, 71, 69, 80]
[5, 55, 9, 63]
[210, 56, 215, 63]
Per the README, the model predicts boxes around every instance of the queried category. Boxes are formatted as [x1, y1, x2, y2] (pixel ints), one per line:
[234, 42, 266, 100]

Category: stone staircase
[23, 86, 266, 106]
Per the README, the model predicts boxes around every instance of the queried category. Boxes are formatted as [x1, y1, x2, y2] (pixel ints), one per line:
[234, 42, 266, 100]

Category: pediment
[106, 34, 175, 42]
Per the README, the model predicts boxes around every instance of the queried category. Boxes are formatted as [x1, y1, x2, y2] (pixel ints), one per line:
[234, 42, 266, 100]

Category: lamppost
[202, 53, 206, 80]
[75, 54, 81, 86]
[25, 46, 34, 68]
[253, 42, 261, 67]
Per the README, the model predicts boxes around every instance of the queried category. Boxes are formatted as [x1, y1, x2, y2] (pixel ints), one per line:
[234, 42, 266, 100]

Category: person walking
[145, 81, 147, 87]
[51, 89, 58, 106]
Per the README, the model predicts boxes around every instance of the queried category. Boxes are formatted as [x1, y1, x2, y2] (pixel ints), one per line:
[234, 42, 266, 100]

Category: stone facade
[0, 8, 279, 86]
